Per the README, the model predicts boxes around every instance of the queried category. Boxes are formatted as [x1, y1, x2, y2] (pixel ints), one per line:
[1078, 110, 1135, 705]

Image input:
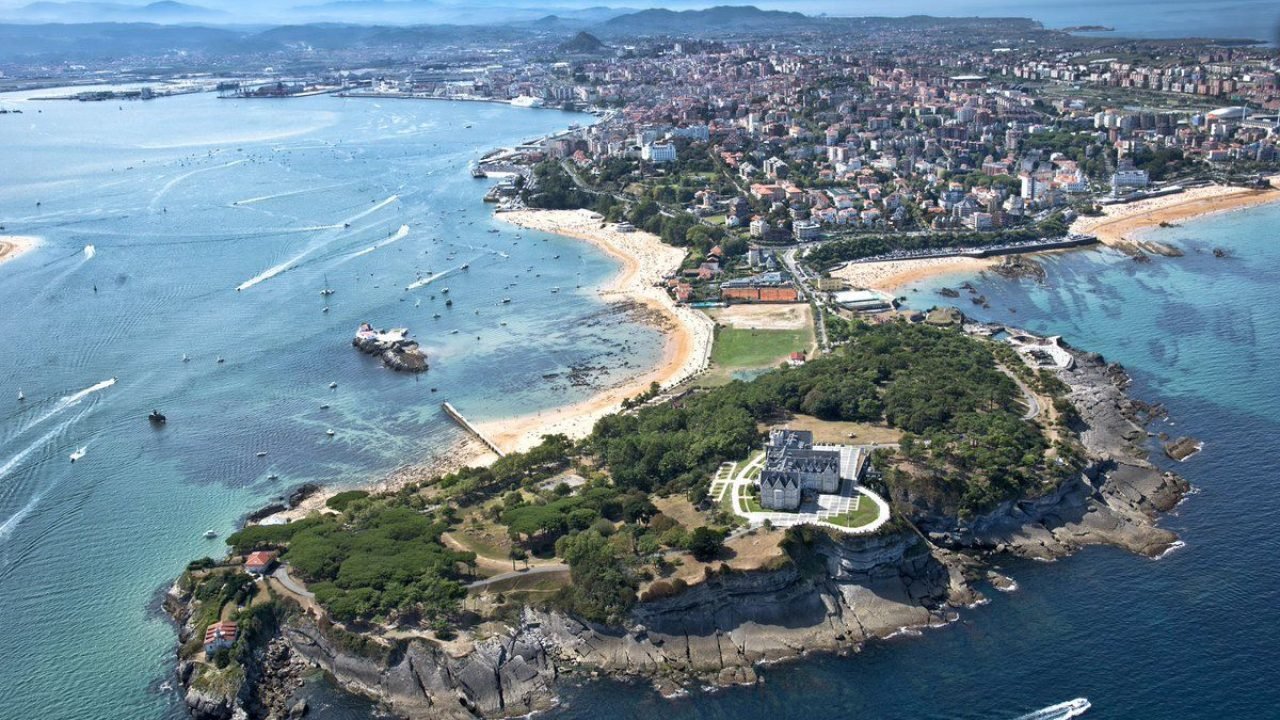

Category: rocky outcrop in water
[352, 324, 427, 373]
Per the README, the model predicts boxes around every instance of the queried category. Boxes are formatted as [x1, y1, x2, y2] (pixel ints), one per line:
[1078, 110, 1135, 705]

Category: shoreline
[830, 255, 996, 295]
[1072, 180, 1280, 250]
[262, 209, 713, 522]
[475, 208, 714, 453]
[0, 235, 39, 266]
[829, 181, 1280, 294]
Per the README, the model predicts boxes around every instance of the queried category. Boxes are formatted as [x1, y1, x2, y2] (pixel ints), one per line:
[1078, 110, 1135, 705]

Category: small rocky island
[352, 323, 427, 373]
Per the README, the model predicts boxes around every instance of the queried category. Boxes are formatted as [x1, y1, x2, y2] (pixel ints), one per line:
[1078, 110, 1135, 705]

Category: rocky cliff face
[177, 528, 950, 720]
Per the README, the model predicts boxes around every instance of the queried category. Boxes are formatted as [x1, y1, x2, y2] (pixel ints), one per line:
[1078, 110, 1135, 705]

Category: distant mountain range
[600, 5, 809, 33]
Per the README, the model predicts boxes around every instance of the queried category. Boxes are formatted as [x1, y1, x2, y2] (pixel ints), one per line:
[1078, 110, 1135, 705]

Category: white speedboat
[69, 447, 86, 463]
[203, 530, 218, 539]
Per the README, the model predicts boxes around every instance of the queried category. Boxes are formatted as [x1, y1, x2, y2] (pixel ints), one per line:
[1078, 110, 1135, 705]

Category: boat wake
[404, 264, 464, 291]
[150, 158, 247, 210]
[235, 196, 400, 291]
[345, 224, 410, 261]
[1012, 698, 1091, 720]
[13, 378, 116, 437]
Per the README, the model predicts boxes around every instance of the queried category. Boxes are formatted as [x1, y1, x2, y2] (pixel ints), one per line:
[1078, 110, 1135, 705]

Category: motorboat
[255, 451, 267, 458]
[203, 530, 218, 539]
[328, 381, 338, 389]
[69, 447, 86, 463]
[17, 388, 23, 402]
[149, 410, 167, 425]
[326, 429, 336, 436]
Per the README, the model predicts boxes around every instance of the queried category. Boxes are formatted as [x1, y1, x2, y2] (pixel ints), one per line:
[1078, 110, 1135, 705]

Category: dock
[441, 402, 505, 457]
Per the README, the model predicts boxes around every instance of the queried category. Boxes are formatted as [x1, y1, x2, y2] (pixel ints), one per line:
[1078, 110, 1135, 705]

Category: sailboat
[17, 388, 23, 402]
[320, 274, 335, 297]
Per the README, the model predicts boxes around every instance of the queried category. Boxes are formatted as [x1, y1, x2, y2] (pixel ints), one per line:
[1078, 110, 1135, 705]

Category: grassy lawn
[711, 326, 812, 369]
[825, 498, 882, 529]
[740, 486, 765, 513]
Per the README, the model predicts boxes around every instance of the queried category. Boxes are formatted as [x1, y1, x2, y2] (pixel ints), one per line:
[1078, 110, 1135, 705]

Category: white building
[642, 143, 677, 163]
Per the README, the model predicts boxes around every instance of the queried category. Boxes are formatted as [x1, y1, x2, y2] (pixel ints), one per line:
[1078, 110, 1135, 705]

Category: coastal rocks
[282, 620, 558, 720]
[992, 255, 1045, 282]
[938, 287, 960, 298]
[352, 323, 427, 373]
[1164, 436, 1203, 462]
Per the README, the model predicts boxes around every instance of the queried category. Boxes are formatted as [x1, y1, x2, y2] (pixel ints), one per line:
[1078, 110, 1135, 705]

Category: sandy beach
[0, 236, 39, 266]
[831, 255, 996, 294]
[261, 209, 714, 523]
[1072, 181, 1280, 251]
[473, 208, 714, 453]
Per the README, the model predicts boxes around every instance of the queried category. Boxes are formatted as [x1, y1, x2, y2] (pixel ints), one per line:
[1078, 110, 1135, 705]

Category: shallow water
[0, 91, 665, 718]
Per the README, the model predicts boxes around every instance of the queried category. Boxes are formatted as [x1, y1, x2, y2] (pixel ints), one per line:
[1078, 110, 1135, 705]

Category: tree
[509, 547, 528, 571]
[688, 526, 725, 562]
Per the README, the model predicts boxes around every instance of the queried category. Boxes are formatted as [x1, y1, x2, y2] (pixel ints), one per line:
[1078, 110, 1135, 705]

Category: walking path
[466, 564, 569, 590]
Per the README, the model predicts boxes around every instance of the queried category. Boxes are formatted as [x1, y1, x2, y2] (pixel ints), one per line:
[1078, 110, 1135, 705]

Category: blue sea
[0, 90, 665, 719]
[2, 93, 1278, 720]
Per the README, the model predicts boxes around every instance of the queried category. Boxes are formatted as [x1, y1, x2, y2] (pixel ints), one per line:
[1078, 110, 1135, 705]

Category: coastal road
[998, 365, 1042, 420]
[273, 565, 315, 599]
[466, 564, 569, 590]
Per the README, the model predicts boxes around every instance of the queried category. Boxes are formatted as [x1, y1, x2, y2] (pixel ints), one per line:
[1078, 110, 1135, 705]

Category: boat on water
[470, 165, 487, 179]
[17, 388, 23, 402]
[326, 429, 335, 436]
[216, 356, 225, 364]
[445, 299, 453, 307]
[1017, 698, 1091, 720]
[182, 353, 190, 362]
[551, 287, 560, 293]
[69, 447, 86, 463]
[320, 274, 335, 297]
[461, 263, 470, 270]
[255, 451, 267, 458]
[148, 410, 167, 425]
[502, 298, 511, 304]
[328, 381, 338, 389]
[203, 530, 218, 539]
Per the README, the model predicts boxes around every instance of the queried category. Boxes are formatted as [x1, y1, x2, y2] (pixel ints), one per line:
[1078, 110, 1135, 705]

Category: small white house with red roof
[203, 620, 238, 656]
[244, 550, 278, 575]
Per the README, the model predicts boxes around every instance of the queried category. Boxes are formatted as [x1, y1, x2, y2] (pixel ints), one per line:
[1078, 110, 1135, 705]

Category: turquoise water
[0, 92, 665, 718]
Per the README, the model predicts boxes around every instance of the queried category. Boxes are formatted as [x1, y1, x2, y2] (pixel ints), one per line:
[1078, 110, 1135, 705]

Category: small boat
[216, 356, 225, 364]
[319, 404, 330, 409]
[461, 263, 470, 270]
[148, 410, 167, 425]
[182, 354, 190, 362]
[441, 287, 449, 294]
[255, 451, 267, 458]
[328, 381, 338, 389]
[320, 274, 335, 297]
[470, 166, 487, 179]
[344, 222, 351, 228]
[502, 298, 511, 304]
[326, 429, 335, 436]
[450, 329, 459, 335]
[323, 306, 330, 313]
[16, 388, 23, 402]
[267, 474, 279, 481]
[203, 530, 218, 539]
[433, 313, 441, 319]
[69, 447, 86, 463]
[445, 299, 453, 307]
[551, 287, 560, 293]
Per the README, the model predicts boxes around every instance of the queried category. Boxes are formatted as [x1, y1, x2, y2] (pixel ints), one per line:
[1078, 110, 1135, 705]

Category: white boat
[17, 388, 23, 402]
[1017, 698, 1091, 720]
[182, 354, 190, 363]
[216, 356, 225, 364]
[255, 451, 267, 458]
[326, 429, 335, 436]
[203, 530, 218, 539]
[69, 447, 86, 463]
[320, 274, 335, 296]
[329, 381, 338, 389]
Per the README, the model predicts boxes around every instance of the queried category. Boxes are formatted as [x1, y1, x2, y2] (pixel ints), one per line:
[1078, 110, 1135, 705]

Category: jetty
[441, 402, 504, 457]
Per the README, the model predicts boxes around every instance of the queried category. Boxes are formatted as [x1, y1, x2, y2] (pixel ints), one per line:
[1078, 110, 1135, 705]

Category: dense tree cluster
[805, 215, 1070, 268]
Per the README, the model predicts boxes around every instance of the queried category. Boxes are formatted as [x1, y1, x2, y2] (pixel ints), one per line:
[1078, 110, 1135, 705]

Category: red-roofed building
[244, 550, 278, 575]
[203, 621, 238, 656]
[788, 352, 807, 367]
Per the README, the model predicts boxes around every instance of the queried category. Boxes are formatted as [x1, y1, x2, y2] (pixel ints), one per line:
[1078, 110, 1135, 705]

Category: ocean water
[0, 91, 666, 719]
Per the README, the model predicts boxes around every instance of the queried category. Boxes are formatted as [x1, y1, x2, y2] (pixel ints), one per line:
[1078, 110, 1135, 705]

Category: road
[782, 246, 830, 351]
[998, 365, 1042, 420]
[466, 564, 569, 590]
[273, 565, 315, 599]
